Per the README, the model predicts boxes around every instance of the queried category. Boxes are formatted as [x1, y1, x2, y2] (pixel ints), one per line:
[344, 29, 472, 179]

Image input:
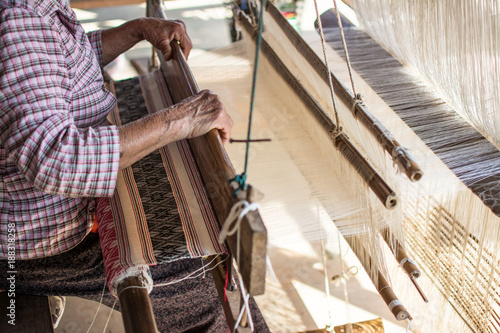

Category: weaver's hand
[118, 90, 232, 170]
[167, 90, 233, 144]
[137, 17, 193, 60]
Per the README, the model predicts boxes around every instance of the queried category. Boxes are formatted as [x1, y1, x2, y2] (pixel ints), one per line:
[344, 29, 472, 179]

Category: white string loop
[234, 276, 254, 331]
[219, 200, 259, 331]
[399, 257, 418, 267]
[219, 200, 260, 245]
[392, 146, 412, 172]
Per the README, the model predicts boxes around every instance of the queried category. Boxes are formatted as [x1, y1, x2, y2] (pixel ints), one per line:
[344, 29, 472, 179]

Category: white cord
[86, 281, 107, 333]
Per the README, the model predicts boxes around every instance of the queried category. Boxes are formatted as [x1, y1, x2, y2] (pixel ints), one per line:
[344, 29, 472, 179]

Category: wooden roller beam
[148, 0, 267, 296]
[117, 276, 158, 333]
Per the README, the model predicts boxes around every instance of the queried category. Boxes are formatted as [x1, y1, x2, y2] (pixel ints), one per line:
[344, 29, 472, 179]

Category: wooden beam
[236, 11, 397, 209]
[344, 236, 411, 321]
[264, 2, 422, 182]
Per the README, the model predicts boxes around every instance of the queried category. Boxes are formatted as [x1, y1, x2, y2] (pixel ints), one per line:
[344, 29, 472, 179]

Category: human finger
[171, 20, 192, 59]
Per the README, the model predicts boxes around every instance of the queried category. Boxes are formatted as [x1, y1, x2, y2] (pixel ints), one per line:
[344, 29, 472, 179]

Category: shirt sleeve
[0, 8, 120, 198]
[86, 29, 105, 68]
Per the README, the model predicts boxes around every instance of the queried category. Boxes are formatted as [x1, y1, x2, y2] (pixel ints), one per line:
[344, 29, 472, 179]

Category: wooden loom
[64, 0, 500, 331]
[95, 0, 268, 332]
[219, 1, 500, 332]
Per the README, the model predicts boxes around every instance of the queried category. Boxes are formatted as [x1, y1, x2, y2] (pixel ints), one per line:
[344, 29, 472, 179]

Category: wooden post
[0, 293, 54, 333]
[117, 276, 158, 333]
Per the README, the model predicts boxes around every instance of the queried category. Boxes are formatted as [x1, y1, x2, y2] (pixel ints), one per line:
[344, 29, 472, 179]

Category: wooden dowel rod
[208, 255, 253, 333]
[380, 228, 428, 302]
[237, 12, 397, 209]
[381, 228, 420, 278]
[345, 235, 412, 321]
[117, 276, 158, 333]
[263, 2, 423, 182]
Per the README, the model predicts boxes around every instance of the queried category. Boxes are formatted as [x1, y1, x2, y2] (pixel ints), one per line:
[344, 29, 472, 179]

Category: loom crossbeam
[317, 4, 500, 332]
[319, 8, 500, 217]
[117, 276, 158, 333]
[236, 9, 397, 210]
[233, 4, 414, 322]
[264, 2, 423, 183]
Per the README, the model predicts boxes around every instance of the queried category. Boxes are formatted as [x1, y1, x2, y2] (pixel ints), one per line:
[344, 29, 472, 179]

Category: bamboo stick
[117, 276, 158, 333]
[380, 228, 428, 302]
[345, 236, 412, 321]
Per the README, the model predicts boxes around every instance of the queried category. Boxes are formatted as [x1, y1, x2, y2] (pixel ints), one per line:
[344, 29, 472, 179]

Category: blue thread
[233, 0, 266, 196]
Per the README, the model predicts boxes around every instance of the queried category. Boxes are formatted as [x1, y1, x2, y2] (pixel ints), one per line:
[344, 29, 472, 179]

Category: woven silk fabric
[99, 71, 226, 296]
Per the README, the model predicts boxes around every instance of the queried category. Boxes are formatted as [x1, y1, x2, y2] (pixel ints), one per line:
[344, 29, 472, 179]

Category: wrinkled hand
[138, 18, 193, 60]
[167, 90, 233, 144]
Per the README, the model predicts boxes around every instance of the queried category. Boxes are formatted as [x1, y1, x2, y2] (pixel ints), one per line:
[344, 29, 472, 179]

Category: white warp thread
[219, 200, 259, 331]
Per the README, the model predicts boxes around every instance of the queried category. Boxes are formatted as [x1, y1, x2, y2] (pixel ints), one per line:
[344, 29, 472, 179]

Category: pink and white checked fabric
[0, 0, 120, 259]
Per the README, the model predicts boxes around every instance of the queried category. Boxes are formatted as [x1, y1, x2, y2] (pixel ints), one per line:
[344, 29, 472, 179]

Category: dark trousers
[0, 233, 269, 332]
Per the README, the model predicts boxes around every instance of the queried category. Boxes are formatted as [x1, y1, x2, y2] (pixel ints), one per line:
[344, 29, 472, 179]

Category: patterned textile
[100, 71, 226, 295]
[0, 0, 120, 260]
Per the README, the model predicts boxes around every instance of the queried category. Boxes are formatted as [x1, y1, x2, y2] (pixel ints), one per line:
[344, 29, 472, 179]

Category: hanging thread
[86, 281, 108, 333]
[313, 0, 341, 129]
[231, 0, 268, 195]
[219, 199, 259, 331]
[332, 0, 358, 97]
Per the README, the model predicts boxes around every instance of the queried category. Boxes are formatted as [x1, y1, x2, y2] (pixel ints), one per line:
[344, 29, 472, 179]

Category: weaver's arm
[99, 18, 232, 170]
[118, 89, 233, 170]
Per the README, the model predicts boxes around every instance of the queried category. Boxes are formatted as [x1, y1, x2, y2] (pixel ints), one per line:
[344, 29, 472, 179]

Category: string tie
[388, 299, 403, 311]
[399, 257, 418, 267]
[352, 93, 365, 117]
[229, 173, 248, 197]
[219, 200, 259, 244]
[219, 200, 258, 331]
[329, 125, 344, 141]
[331, 265, 358, 285]
[391, 146, 412, 172]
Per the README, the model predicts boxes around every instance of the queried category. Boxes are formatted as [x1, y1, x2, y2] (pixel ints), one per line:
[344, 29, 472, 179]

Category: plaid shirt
[0, 0, 121, 259]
